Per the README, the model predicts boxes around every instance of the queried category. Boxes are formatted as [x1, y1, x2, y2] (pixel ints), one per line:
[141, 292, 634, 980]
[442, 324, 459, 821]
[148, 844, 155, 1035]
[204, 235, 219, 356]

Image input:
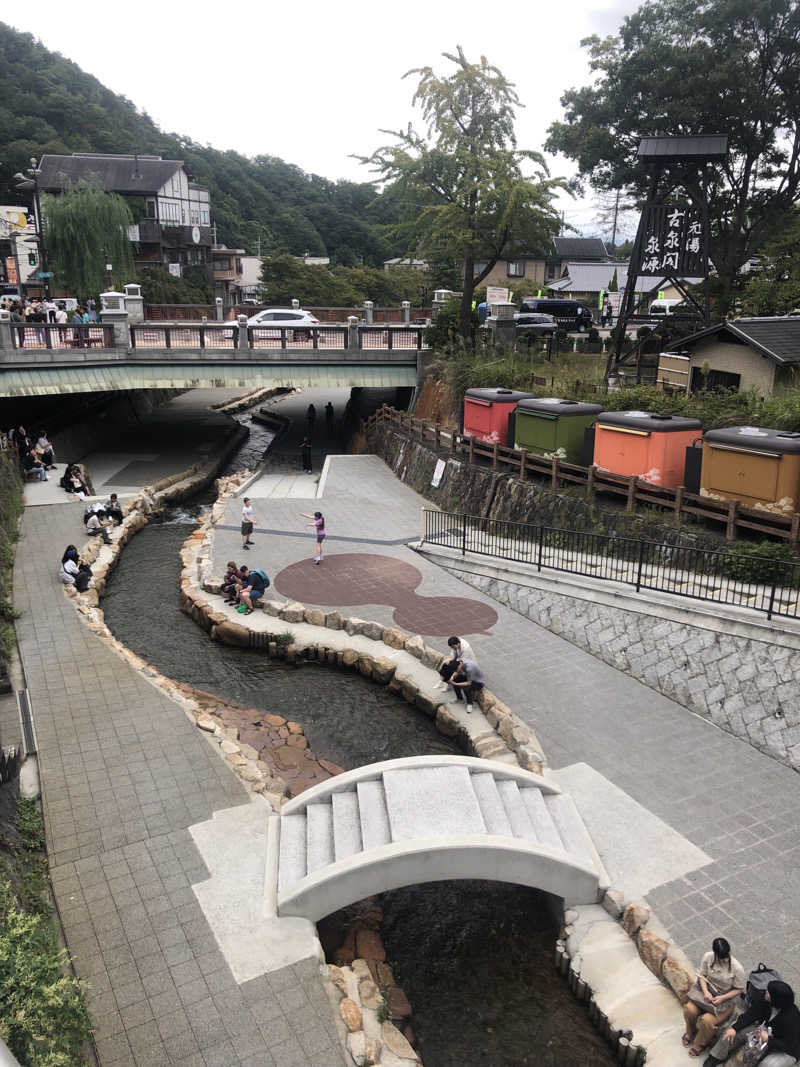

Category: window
[159, 200, 181, 224]
[473, 261, 488, 276]
[236, 259, 243, 274]
[215, 257, 231, 271]
[507, 260, 525, 277]
[145, 198, 156, 218]
[200, 209, 210, 226]
[691, 367, 741, 392]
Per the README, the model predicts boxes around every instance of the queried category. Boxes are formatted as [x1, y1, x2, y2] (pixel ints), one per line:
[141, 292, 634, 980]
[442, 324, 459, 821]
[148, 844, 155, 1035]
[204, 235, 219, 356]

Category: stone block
[421, 646, 444, 670]
[263, 599, 283, 616]
[328, 964, 347, 996]
[325, 611, 345, 629]
[359, 977, 381, 1011]
[435, 705, 460, 737]
[662, 950, 695, 1004]
[358, 655, 377, 678]
[415, 692, 438, 717]
[621, 903, 649, 937]
[280, 601, 305, 623]
[636, 928, 669, 978]
[602, 889, 625, 919]
[213, 620, 251, 647]
[404, 635, 425, 659]
[340, 998, 362, 1032]
[372, 657, 397, 684]
[304, 608, 326, 626]
[343, 648, 359, 667]
[382, 627, 407, 649]
[381, 1021, 418, 1062]
[196, 714, 216, 732]
[347, 1030, 366, 1066]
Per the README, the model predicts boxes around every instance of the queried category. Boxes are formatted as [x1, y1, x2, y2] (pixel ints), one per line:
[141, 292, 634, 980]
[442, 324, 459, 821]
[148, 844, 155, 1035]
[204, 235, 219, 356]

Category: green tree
[740, 211, 800, 315]
[546, 0, 800, 315]
[361, 47, 561, 342]
[42, 182, 134, 297]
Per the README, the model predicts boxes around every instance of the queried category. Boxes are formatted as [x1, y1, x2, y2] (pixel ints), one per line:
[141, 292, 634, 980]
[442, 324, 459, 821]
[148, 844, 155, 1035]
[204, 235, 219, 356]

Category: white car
[246, 308, 319, 330]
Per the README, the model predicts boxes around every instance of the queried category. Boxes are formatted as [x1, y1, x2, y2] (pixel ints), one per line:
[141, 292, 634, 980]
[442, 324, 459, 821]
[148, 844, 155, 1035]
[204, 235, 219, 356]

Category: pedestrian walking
[325, 401, 335, 433]
[306, 403, 316, 431]
[300, 436, 312, 474]
[603, 297, 613, 326]
[301, 510, 326, 564]
[241, 497, 255, 550]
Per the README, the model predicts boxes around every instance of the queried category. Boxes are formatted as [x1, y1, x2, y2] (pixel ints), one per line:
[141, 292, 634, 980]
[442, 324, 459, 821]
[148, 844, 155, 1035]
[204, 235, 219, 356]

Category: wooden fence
[366, 405, 800, 545]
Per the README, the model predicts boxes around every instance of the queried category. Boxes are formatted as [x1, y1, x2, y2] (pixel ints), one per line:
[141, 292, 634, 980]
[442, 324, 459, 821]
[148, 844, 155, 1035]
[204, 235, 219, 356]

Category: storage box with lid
[513, 398, 604, 464]
[592, 410, 702, 488]
[462, 388, 535, 445]
[701, 426, 800, 512]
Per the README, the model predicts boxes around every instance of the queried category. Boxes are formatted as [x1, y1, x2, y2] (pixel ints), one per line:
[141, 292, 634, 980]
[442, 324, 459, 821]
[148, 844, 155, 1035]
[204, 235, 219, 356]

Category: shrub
[720, 540, 797, 585]
[587, 327, 601, 343]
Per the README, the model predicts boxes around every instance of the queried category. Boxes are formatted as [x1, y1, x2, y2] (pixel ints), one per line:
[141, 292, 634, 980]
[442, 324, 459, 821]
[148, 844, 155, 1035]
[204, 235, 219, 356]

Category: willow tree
[42, 182, 135, 297]
[360, 47, 562, 342]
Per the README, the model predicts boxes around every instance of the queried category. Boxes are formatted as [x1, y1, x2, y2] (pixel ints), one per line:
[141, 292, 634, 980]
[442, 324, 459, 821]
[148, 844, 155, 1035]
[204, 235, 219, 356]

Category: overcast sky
[8, 0, 641, 238]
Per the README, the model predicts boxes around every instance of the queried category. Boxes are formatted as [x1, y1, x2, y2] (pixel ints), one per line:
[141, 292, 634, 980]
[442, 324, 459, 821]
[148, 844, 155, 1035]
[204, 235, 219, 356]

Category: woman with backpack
[682, 937, 745, 1057]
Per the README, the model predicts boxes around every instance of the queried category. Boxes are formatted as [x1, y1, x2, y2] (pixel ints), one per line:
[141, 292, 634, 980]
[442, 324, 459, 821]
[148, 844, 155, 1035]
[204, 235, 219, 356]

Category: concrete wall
[436, 554, 800, 771]
[688, 338, 776, 395]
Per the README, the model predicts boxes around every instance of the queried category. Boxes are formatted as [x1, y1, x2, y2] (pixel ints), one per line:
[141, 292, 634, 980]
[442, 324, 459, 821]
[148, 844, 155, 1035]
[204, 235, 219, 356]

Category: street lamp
[14, 157, 50, 300]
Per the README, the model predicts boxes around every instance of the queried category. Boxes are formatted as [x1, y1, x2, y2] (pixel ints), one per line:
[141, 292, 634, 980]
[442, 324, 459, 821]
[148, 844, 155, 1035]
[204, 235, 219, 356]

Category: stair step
[470, 772, 513, 836]
[545, 794, 592, 865]
[496, 780, 537, 844]
[277, 812, 307, 895]
[332, 791, 363, 862]
[520, 787, 563, 851]
[306, 803, 334, 875]
[357, 779, 391, 850]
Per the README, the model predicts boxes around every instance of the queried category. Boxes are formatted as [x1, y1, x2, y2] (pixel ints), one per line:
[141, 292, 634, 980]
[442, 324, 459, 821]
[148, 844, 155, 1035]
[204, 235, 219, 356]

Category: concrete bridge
[265, 756, 605, 922]
[0, 318, 425, 396]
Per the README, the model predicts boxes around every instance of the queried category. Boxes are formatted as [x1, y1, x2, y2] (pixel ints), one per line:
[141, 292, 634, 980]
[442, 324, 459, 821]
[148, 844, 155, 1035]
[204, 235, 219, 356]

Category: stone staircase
[269, 757, 605, 919]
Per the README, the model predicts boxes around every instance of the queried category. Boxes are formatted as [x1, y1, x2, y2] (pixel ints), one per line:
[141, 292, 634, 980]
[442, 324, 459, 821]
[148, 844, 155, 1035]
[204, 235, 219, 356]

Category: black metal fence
[422, 509, 800, 620]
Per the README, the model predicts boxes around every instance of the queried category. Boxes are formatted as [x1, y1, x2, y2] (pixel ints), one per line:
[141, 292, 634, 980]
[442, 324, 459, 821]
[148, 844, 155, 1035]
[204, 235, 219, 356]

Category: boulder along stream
[101, 399, 614, 1067]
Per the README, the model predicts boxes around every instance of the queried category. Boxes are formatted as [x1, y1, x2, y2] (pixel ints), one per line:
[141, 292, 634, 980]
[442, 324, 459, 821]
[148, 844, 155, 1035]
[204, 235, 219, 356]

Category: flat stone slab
[383, 765, 487, 841]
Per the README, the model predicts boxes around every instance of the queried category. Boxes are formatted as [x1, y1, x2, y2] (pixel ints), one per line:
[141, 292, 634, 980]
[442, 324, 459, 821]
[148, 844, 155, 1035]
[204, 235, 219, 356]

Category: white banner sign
[431, 458, 446, 488]
[486, 286, 509, 304]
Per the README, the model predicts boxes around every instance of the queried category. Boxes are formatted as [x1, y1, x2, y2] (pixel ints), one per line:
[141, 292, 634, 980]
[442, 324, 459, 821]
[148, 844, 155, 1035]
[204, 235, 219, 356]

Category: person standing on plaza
[306, 403, 316, 432]
[435, 636, 476, 692]
[300, 436, 312, 474]
[301, 511, 326, 564]
[325, 401, 335, 434]
[241, 497, 255, 550]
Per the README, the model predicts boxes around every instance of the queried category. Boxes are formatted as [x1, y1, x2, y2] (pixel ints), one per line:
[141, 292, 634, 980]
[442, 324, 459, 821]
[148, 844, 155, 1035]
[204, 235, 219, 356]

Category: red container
[463, 388, 535, 446]
[593, 410, 702, 488]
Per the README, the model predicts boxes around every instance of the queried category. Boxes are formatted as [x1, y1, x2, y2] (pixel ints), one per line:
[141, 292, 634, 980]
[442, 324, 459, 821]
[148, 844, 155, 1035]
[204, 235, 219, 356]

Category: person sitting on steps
[86, 509, 112, 545]
[450, 657, 485, 714]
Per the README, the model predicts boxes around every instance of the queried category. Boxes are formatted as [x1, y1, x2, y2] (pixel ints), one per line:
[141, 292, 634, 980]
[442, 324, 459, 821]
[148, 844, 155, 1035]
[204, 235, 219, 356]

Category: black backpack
[745, 963, 782, 1009]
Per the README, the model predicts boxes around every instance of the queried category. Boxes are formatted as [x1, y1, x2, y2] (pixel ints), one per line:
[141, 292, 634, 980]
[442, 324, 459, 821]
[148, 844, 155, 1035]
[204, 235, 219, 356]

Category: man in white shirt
[435, 636, 476, 692]
[86, 509, 112, 545]
[241, 497, 255, 550]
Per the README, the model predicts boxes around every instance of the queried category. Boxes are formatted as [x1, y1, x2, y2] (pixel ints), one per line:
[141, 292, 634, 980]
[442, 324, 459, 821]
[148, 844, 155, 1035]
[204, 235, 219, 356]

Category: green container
[514, 398, 604, 463]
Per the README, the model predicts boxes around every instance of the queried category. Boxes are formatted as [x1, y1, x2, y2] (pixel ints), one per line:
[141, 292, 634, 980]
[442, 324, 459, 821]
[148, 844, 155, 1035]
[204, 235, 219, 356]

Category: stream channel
[101, 400, 614, 1067]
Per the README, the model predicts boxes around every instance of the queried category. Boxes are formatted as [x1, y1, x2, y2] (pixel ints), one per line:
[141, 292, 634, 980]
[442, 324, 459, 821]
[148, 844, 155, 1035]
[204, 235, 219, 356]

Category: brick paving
[12, 396, 347, 1067]
[214, 430, 800, 992]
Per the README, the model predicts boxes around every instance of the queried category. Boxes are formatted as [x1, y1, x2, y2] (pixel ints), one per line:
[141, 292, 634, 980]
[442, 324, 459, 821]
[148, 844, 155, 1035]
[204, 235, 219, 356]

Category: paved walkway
[212, 394, 800, 992]
[13, 391, 347, 1067]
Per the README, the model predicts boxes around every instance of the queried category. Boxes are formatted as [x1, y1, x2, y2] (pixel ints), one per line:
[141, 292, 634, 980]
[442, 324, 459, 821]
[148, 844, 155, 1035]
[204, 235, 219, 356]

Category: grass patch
[274, 630, 295, 649]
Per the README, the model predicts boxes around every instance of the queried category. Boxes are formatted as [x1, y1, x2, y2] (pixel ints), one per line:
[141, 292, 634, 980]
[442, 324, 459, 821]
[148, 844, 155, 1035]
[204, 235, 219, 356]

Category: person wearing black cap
[703, 979, 800, 1066]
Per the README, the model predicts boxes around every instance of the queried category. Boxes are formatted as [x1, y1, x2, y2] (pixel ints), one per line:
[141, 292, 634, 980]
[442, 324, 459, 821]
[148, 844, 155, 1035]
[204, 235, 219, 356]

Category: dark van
[516, 298, 593, 331]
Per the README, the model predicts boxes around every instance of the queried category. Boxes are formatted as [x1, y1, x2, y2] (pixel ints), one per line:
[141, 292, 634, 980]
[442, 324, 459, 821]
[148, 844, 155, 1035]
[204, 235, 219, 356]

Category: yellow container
[701, 426, 800, 513]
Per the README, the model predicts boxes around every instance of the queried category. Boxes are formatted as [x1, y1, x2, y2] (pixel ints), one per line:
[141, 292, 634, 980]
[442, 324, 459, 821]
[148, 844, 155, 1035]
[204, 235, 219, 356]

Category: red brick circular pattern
[274, 552, 498, 637]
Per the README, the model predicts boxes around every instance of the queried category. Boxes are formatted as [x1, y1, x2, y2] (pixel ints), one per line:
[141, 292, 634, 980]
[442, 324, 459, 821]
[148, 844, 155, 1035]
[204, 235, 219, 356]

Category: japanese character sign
[639, 202, 705, 277]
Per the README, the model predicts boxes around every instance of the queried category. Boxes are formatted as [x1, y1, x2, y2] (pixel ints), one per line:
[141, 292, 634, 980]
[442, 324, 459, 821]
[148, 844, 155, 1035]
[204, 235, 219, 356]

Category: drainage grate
[16, 690, 37, 756]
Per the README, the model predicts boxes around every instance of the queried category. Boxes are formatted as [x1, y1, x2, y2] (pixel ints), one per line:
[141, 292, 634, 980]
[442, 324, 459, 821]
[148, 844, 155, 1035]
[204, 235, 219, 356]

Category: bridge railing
[8, 323, 114, 350]
[248, 325, 349, 350]
[130, 323, 238, 349]
[360, 326, 424, 350]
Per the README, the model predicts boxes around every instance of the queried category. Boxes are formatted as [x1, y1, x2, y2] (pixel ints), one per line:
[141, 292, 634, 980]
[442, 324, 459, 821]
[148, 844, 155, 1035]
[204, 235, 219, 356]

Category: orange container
[463, 388, 534, 445]
[701, 426, 800, 511]
[593, 411, 702, 488]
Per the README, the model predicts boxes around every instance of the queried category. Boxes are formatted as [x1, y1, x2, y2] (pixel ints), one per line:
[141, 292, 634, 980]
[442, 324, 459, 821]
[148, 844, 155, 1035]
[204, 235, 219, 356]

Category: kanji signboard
[639, 203, 704, 277]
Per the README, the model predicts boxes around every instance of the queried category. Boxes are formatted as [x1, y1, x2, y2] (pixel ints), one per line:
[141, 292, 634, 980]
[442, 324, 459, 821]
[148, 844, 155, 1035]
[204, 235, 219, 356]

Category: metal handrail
[422, 508, 800, 621]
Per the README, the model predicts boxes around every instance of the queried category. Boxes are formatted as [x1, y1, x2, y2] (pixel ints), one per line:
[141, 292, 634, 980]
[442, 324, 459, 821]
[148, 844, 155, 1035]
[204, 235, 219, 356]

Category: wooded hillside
[0, 22, 396, 264]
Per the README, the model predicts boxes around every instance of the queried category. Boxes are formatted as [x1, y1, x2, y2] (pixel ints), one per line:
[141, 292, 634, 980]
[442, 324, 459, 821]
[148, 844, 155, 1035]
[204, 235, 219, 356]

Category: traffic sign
[35, 271, 53, 278]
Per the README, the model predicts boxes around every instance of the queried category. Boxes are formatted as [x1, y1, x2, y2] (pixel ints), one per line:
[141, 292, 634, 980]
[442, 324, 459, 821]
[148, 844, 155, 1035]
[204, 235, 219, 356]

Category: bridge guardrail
[248, 325, 349, 350]
[8, 323, 114, 350]
[130, 323, 238, 349]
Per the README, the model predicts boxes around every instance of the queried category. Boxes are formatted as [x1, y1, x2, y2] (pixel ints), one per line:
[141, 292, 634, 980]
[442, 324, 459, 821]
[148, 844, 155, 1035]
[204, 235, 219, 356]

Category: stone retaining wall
[437, 560, 800, 771]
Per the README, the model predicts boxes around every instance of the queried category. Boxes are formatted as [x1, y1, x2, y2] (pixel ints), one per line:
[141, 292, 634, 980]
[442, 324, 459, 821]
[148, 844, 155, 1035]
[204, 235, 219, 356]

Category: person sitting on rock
[86, 508, 112, 545]
[450, 658, 485, 713]
[237, 565, 266, 615]
[22, 449, 48, 481]
[221, 561, 245, 604]
[682, 937, 745, 1057]
[105, 493, 124, 525]
[435, 636, 476, 692]
[703, 979, 800, 1066]
[59, 545, 91, 593]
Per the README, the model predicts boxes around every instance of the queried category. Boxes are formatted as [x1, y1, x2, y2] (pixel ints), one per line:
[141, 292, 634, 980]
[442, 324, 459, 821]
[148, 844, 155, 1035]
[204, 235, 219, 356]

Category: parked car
[516, 298, 593, 331]
[514, 312, 557, 340]
[246, 307, 319, 339]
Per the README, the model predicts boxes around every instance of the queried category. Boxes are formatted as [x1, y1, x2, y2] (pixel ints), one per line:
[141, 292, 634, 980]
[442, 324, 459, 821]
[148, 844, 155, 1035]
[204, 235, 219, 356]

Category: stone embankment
[58, 423, 698, 1067]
